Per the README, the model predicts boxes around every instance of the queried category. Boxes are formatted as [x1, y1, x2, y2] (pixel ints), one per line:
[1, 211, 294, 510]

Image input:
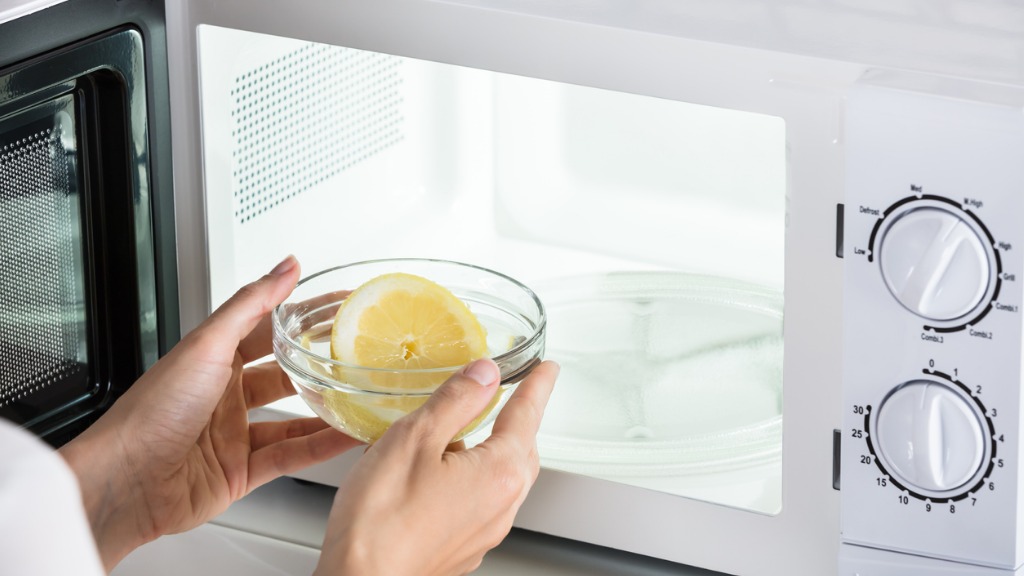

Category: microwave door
[1, 16, 174, 445]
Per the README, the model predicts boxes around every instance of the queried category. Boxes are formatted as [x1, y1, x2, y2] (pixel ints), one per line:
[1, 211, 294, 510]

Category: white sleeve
[0, 418, 106, 575]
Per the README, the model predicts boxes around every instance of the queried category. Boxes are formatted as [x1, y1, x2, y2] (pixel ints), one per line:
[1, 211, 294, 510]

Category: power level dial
[874, 380, 988, 496]
[879, 207, 990, 321]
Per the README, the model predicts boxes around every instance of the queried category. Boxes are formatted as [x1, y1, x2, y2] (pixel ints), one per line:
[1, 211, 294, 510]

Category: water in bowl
[289, 299, 528, 443]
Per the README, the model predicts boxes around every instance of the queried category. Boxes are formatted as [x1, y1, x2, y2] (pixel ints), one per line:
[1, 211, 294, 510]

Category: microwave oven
[163, 2, 1024, 575]
[4, 0, 1024, 575]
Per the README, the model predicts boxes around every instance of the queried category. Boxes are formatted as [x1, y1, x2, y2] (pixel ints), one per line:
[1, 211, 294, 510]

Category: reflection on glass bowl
[535, 272, 783, 514]
[272, 259, 546, 444]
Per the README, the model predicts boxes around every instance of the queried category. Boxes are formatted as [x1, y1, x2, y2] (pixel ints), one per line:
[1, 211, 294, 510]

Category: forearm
[59, 424, 154, 572]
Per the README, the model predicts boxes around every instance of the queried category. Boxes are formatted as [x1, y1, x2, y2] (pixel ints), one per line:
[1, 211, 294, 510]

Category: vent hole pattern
[231, 43, 405, 223]
[0, 127, 86, 408]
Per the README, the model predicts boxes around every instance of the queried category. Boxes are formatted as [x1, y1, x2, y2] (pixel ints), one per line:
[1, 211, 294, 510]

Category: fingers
[249, 417, 333, 450]
[248, 423, 361, 490]
[445, 440, 467, 452]
[470, 360, 558, 512]
[236, 314, 276, 364]
[240, 289, 351, 363]
[192, 255, 302, 362]
[389, 358, 501, 452]
[242, 362, 297, 409]
[486, 360, 559, 448]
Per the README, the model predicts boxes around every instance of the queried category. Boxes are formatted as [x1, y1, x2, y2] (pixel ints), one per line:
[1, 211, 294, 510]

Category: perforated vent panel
[0, 100, 88, 411]
[231, 43, 405, 223]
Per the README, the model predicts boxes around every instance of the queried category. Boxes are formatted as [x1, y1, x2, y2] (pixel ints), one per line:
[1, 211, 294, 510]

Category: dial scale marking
[842, 76, 1024, 570]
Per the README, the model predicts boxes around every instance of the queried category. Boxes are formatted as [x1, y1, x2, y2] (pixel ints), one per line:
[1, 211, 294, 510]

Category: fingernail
[270, 255, 297, 276]
[464, 359, 499, 386]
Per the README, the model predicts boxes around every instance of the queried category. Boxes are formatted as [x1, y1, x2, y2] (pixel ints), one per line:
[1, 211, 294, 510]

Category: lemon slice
[316, 272, 494, 443]
[330, 272, 488, 388]
[325, 393, 429, 444]
[321, 389, 497, 444]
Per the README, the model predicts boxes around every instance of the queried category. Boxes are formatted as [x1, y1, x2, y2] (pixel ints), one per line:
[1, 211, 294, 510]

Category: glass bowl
[272, 258, 546, 444]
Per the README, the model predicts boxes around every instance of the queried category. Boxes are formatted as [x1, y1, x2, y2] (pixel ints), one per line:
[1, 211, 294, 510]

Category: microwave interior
[199, 26, 787, 515]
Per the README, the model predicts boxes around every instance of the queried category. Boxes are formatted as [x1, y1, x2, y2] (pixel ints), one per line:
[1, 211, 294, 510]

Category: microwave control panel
[842, 74, 1024, 570]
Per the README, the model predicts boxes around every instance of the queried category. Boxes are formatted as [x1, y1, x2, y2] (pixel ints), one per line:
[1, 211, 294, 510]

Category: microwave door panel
[1, 23, 169, 444]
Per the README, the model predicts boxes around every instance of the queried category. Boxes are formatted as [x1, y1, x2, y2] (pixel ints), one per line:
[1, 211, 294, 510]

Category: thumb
[188, 255, 301, 360]
[398, 358, 501, 451]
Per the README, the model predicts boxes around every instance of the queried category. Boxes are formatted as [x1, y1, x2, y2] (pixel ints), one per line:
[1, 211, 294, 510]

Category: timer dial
[879, 207, 990, 321]
[874, 380, 987, 494]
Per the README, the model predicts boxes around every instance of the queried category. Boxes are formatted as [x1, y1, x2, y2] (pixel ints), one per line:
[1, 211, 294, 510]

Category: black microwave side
[0, 0, 178, 446]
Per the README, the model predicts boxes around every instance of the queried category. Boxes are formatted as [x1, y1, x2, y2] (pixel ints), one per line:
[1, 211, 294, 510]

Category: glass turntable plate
[535, 272, 783, 513]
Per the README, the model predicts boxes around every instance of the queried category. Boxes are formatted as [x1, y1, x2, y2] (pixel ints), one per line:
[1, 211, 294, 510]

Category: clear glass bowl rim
[272, 257, 547, 385]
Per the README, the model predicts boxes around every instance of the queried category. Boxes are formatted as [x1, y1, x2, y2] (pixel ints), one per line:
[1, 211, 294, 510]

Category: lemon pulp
[315, 272, 495, 443]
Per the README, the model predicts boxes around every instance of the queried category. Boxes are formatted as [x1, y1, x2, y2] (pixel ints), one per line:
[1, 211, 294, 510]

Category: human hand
[315, 358, 559, 576]
[59, 256, 361, 570]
